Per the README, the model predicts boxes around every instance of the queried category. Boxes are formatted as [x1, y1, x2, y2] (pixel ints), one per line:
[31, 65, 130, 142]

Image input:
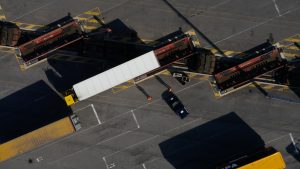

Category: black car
[162, 90, 189, 119]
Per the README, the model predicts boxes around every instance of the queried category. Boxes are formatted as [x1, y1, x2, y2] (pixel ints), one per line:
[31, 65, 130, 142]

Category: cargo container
[216, 147, 286, 169]
[64, 34, 197, 106]
[0, 115, 81, 162]
[209, 42, 287, 97]
[15, 15, 84, 69]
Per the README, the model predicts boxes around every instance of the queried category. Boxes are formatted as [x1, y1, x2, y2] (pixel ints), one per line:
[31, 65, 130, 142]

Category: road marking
[266, 133, 290, 144]
[29, 80, 206, 165]
[131, 110, 140, 129]
[272, 0, 281, 16]
[103, 156, 116, 169]
[74, 104, 102, 124]
[289, 133, 299, 154]
[49, 130, 133, 164]
[103, 117, 201, 158]
[142, 163, 147, 169]
[11, 1, 58, 21]
[36, 156, 43, 163]
[74, 7, 103, 32]
[213, 5, 300, 45]
[91, 104, 102, 125]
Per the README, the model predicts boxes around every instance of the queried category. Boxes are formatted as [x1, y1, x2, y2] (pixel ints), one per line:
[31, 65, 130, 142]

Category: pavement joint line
[131, 110, 140, 129]
[15, 80, 206, 162]
[73, 104, 93, 113]
[48, 130, 133, 164]
[91, 104, 102, 125]
[265, 133, 290, 144]
[103, 117, 202, 159]
[11, 1, 58, 21]
[213, 5, 300, 45]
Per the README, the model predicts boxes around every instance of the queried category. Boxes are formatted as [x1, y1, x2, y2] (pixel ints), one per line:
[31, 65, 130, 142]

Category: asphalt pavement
[0, 0, 300, 169]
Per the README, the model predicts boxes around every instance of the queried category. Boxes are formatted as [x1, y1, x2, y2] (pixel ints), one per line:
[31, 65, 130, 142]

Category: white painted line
[289, 133, 299, 154]
[33, 81, 206, 164]
[131, 110, 140, 128]
[104, 118, 201, 158]
[74, 104, 93, 113]
[207, 0, 231, 9]
[36, 156, 43, 163]
[142, 163, 147, 169]
[272, 0, 281, 16]
[103, 156, 110, 169]
[74, 104, 102, 124]
[265, 134, 289, 144]
[103, 157, 116, 169]
[91, 104, 102, 124]
[48, 131, 133, 164]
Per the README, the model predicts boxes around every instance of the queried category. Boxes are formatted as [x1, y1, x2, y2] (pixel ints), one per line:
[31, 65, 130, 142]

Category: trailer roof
[73, 51, 160, 101]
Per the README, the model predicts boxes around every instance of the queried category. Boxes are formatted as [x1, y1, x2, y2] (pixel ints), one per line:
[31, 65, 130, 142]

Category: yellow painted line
[23, 24, 39, 29]
[210, 48, 218, 54]
[0, 15, 6, 20]
[261, 85, 274, 90]
[160, 71, 171, 76]
[74, 17, 91, 21]
[285, 46, 300, 50]
[84, 11, 100, 15]
[284, 38, 300, 43]
[112, 81, 135, 94]
[224, 50, 237, 56]
[198, 76, 209, 80]
[283, 52, 297, 58]
[83, 25, 97, 30]
[13, 22, 43, 30]
[85, 19, 99, 24]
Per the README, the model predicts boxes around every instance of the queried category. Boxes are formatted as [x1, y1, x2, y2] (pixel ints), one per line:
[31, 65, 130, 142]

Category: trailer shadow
[0, 80, 72, 143]
[161, 0, 226, 57]
[159, 112, 265, 169]
[46, 18, 151, 92]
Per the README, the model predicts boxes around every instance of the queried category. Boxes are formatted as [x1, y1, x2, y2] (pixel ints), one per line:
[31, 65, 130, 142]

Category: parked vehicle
[162, 90, 189, 119]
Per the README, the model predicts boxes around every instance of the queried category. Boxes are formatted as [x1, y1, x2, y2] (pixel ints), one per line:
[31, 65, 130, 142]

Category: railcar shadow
[0, 80, 72, 143]
[46, 19, 151, 92]
[161, 0, 226, 57]
[159, 112, 265, 169]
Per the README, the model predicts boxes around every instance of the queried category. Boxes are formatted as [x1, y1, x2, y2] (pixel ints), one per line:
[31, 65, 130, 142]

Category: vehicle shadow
[159, 112, 265, 169]
[0, 80, 72, 143]
[46, 18, 151, 92]
[286, 143, 300, 163]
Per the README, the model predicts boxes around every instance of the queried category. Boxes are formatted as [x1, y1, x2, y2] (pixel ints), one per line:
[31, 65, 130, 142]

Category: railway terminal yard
[0, 0, 300, 169]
